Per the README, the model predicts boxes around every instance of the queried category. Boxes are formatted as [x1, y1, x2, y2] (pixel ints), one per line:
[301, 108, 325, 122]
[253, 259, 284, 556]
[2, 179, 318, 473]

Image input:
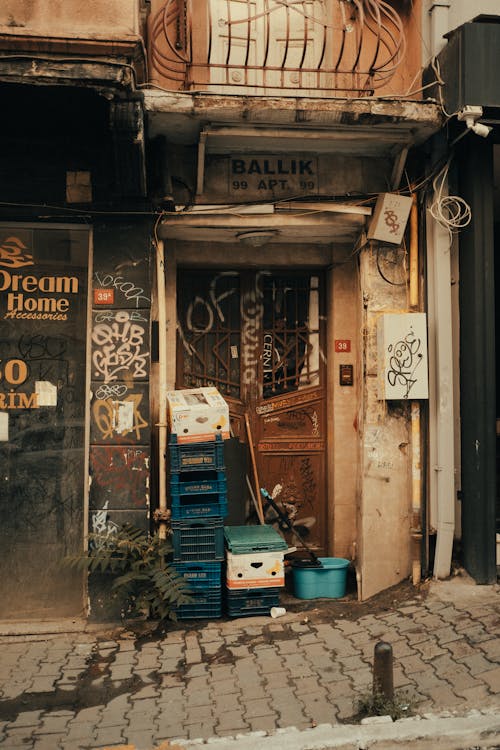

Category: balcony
[148, 0, 413, 97]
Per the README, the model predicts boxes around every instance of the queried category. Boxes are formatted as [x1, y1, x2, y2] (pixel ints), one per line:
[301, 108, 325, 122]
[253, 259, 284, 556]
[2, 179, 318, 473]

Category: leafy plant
[353, 688, 414, 722]
[66, 524, 193, 622]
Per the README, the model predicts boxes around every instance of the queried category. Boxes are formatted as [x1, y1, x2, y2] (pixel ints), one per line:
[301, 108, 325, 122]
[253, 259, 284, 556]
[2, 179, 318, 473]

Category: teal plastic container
[293, 558, 350, 599]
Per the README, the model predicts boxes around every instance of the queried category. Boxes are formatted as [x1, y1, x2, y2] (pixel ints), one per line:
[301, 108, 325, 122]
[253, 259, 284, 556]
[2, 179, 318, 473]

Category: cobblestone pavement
[0, 577, 498, 750]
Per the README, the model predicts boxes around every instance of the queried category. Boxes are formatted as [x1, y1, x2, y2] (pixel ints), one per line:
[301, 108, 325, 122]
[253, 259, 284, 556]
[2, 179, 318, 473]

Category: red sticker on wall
[93, 288, 114, 305]
[335, 339, 351, 353]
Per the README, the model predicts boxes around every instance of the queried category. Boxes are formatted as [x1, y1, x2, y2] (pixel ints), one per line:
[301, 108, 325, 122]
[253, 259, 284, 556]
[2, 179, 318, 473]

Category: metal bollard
[373, 641, 394, 700]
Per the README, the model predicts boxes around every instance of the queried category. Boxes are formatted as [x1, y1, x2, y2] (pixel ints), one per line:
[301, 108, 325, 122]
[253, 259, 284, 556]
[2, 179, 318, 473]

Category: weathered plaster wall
[0, 1, 140, 38]
[358, 245, 412, 600]
[328, 249, 360, 560]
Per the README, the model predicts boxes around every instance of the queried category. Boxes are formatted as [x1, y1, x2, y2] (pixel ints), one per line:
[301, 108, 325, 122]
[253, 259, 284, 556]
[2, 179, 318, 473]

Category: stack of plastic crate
[169, 434, 227, 619]
[224, 525, 289, 617]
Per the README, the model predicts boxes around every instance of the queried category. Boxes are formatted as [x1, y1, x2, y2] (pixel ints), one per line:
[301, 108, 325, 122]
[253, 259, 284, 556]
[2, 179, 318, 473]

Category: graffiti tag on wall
[91, 310, 150, 382]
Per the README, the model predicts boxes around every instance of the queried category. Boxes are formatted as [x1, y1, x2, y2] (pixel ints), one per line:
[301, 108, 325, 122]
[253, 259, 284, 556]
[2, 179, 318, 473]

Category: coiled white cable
[429, 160, 471, 239]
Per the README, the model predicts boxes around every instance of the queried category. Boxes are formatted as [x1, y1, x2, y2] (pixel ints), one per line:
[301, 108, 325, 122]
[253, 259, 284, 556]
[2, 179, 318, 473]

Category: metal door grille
[177, 271, 241, 399]
[263, 274, 321, 398]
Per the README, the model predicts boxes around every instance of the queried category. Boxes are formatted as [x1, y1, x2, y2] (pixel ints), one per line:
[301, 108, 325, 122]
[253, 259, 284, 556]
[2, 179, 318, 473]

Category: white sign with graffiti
[377, 313, 429, 400]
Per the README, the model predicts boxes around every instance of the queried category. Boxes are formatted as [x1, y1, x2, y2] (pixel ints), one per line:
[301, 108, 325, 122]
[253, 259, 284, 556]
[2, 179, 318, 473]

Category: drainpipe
[428, 2, 451, 57]
[156, 239, 168, 540]
[409, 195, 422, 586]
[426, 154, 455, 579]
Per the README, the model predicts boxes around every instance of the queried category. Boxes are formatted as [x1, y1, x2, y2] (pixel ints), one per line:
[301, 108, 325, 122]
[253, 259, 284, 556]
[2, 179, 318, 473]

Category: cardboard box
[226, 550, 285, 589]
[167, 387, 230, 443]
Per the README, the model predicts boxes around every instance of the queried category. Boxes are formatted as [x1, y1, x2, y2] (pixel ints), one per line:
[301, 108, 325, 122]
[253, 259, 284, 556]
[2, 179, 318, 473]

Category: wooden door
[177, 268, 327, 552]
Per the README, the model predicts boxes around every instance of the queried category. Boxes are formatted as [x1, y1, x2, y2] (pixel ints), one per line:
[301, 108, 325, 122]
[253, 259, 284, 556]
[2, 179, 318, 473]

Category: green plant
[66, 524, 192, 622]
[353, 688, 414, 722]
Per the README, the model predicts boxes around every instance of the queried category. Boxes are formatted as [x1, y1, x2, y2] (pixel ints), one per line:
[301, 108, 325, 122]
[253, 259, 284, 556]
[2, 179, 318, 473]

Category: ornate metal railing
[149, 0, 406, 96]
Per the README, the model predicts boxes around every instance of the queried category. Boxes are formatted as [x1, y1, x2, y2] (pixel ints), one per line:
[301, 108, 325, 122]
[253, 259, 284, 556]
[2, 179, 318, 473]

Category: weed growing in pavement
[353, 688, 415, 722]
[65, 524, 193, 622]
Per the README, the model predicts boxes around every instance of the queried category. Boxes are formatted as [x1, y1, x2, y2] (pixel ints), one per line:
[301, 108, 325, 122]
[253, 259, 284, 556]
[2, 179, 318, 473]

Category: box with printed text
[166, 387, 230, 443]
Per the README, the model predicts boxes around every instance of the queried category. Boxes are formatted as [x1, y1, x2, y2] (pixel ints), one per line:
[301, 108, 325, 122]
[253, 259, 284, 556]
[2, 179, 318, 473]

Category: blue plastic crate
[173, 561, 222, 591]
[169, 434, 225, 473]
[170, 475, 227, 496]
[170, 491, 228, 520]
[226, 587, 281, 617]
[224, 525, 288, 553]
[176, 590, 222, 619]
[172, 518, 225, 561]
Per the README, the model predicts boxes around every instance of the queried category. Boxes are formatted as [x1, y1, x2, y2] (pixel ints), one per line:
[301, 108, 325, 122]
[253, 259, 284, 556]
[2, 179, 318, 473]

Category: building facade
[422, 0, 500, 584]
[3, 0, 493, 622]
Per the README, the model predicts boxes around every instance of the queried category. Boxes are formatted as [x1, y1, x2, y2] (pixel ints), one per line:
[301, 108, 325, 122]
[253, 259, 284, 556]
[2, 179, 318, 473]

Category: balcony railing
[149, 0, 406, 97]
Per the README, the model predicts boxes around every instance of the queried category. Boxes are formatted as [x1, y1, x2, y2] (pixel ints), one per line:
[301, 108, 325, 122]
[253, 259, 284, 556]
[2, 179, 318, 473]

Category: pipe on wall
[410, 193, 422, 586]
[155, 238, 168, 539]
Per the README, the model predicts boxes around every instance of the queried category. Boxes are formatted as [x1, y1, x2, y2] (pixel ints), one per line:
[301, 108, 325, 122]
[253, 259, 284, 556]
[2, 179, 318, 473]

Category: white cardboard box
[226, 550, 285, 589]
[166, 387, 230, 443]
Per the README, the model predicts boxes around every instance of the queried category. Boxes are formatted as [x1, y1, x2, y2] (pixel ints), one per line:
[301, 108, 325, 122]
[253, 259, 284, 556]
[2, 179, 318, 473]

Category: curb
[175, 709, 500, 750]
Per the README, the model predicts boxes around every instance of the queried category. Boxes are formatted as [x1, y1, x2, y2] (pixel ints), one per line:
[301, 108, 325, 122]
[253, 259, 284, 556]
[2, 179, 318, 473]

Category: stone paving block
[239, 682, 267, 700]
[478, 637, 500, 661]
[342, 669, 371, 691]
[275, 640, 300, 655]
[32, 735, 65, 750]
[208, 677, 239, 695]
[297, 633, 319, 645]
[243, 698, 275, 718]
[411, 613, 445, 629]
[6, 710, 43, 729]
[132, 684, 160, 700]
[216, 710, 249, 732]
[201, 641, 224, 656]
[454, 683, 495, 704]
[335, 653, 366, 672]
[226, 645, 252, 658]
[158, 658, 183, 676]
[185, 703, 214, 722]
[333, 696, 356, 722]
[93, 725, 126, 746]
[460, 653, 498, 675]
[65, 721, 97, 740]
[209, 664, 234, 680]
[211, 692, 241, 713]
[300, 693, 336, 725]
[399, 654, 430, 675]
[36, 711, 75, 734]
[122, 728, 156, 749]
[247, 715, 276, 733]
[422, 685, 463, 706]
[463, 624, 493, 644]
[69, 706, 104, 725]
[124, 710, 159, 730]
[444, 638, 478, 660]
[258, 659, 285, 675]
[479, 664, 500, 693]
[30, 676, 60, 693]
[320, 678, 353, 698]
[4, 726, 37, 745]
[405, 628, 430, 645]
[185, 675, 210, 694]
[262, 671, 290, 689]
[185, 688, 212, 707]
[412, 639, 447, 661]
[155, 723, 187, 741]
[437, 606, 461, 623]
[159, 642, 184, 658]
[184, 721, 216, 740]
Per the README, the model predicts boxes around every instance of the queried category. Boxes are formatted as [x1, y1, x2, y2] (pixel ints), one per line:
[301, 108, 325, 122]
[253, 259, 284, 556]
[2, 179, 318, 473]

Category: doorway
[177, 269, 328, 552]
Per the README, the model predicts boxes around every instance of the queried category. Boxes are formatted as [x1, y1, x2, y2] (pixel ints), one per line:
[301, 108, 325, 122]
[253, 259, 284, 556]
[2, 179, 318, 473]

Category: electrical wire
[428, 159, 471, 239]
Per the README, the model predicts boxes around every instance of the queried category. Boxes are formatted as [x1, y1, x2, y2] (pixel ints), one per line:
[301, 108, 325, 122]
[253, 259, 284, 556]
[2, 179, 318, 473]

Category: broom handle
[245, 413, 265, 524]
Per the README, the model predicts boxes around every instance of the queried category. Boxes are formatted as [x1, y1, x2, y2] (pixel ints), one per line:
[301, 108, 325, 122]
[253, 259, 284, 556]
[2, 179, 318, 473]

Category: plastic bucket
[292, 557, 350, 599]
